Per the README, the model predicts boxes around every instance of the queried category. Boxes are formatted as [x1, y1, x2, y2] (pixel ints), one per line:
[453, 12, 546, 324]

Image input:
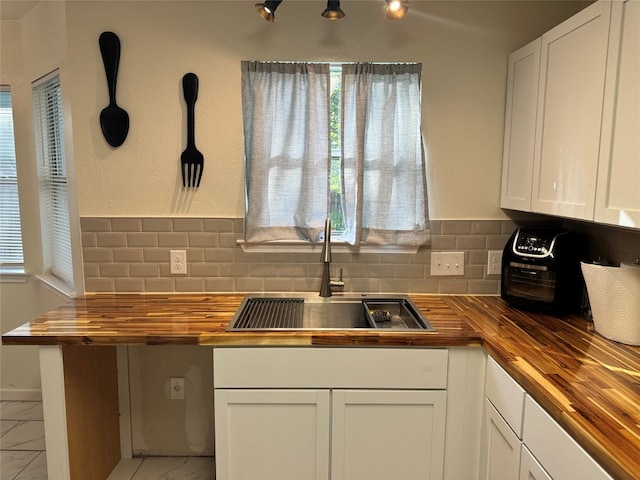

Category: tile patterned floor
[0, 401, 215, 480]
[0, 401, 46, 480]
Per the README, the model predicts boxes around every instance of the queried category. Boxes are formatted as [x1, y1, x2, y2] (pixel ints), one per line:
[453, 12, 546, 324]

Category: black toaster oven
[501, 226, 583, 314]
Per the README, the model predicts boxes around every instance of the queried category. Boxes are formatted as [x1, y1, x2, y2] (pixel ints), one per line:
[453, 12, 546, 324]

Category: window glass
[329, 66, 344, 232]
[0, 87, 24, 272]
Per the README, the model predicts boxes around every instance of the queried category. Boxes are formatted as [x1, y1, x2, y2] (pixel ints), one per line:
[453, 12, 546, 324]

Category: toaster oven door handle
[510, 262, 549, 271]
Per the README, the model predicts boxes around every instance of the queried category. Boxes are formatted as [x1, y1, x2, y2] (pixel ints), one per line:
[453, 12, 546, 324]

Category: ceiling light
[321, 0, 345, 20]
[385, 0, 409, 20]
[255, 0, 282, 23]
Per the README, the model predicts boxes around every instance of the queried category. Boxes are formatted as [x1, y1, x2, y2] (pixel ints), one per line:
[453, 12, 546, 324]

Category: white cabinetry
[483, 356, 613, 480]
[215, 389, 330, 480]
[531, 0, 612, 219]
[331, 390, 447, 480]
[483, 356, 526, 480]
[501, 0, 640, 229]
[519, 445, 552, 480]
[595, 0, 640, 227]
[500, 38, 541, 211]
[214, 348, 449, 480]
[485, 399, 522, 479]
[523, 396, 613, 480]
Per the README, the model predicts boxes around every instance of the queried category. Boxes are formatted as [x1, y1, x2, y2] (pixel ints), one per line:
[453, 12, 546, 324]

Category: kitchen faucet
[319, 218, 344, 297]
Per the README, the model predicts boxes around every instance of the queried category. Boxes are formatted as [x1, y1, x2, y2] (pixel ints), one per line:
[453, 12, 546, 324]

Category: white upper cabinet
[500, 38, 541, 211]
[531, 0, 612, 220]
[595, 0, 640, 228]
[501, 0, 640, 229]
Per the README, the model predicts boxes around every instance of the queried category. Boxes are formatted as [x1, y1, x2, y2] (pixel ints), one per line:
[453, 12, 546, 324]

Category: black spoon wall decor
[99, 31, 129, 147]
[181, 73, 204, 188]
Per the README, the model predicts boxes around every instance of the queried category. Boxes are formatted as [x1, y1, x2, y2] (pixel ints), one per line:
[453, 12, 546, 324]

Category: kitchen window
[32, 71, 74, 290]
[0, 87, 25, 276]
[241, 61, 430, 248]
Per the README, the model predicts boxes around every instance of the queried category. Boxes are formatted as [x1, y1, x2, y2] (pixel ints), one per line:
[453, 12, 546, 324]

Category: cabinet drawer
[485, 357, 526, 437]
[214, 347, 448, 389]
[523, 396, 613, 480]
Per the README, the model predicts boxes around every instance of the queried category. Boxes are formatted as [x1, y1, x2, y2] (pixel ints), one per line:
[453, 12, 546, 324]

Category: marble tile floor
[1, 401, 215, 480]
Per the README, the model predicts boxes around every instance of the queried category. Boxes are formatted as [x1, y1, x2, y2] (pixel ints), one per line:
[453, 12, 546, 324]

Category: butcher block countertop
[3, 293, 640, 479]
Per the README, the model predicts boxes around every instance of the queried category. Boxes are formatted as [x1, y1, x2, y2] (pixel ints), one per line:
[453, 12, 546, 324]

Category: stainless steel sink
[226, 294, 434, 331]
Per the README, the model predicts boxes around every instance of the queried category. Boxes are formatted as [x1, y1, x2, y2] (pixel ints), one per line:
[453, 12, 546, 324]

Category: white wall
[64, 0, 583, 220]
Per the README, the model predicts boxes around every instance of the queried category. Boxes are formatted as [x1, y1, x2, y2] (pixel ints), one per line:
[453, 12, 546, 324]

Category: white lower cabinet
[214, 389, 331, 480]
[483, 355, 613, 480]
[215, 388, 447, 480]
[485, 399, 522, 480]
[213, 347, 452, 480]
[331, 390, 447, 480]
[519, 445, 552, 480]
[523, 396, 613, 480]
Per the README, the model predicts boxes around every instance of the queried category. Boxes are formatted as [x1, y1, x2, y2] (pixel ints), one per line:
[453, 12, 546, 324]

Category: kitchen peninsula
[2, 294, 640, 480]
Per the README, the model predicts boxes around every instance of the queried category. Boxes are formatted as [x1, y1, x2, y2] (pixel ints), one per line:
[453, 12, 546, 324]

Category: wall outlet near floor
[170, 249, 187, 275]
[169, 377, 185, 400]
[430, 252, 465, 276]
[487, 250, 503, 276]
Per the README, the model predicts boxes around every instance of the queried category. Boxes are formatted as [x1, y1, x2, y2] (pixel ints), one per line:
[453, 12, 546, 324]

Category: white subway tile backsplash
[173, 218, 203, 232]
[111, 218, 142, 232]
[127, 233, 158, 247]
[97, 232, 127, 247]
[81, 217, 639, 295]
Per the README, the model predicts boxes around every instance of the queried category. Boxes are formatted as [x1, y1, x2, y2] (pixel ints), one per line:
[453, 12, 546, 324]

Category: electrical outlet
[430, 252, 465, 276]
[487, 250, 502, 276]
[170, 377, 185, 400]
[170, 249, 187, 275]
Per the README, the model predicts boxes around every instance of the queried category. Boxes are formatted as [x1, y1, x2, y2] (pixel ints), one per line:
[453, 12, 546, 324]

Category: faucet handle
[329, 267, 345, 292]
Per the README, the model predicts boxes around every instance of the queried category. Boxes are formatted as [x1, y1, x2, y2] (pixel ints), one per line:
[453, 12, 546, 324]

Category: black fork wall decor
[181, 72, 204, 188]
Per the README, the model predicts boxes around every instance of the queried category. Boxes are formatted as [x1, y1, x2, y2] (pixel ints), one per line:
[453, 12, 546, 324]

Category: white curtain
[341, 63, 430, 245]
[241, 61, 331, 243]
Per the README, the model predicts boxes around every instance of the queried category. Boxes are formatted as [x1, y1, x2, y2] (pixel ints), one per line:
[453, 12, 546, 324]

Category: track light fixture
[385, 0, 409, 20]
[255, 0, 282, 23]
[321, 0, 346, 20]
[256, 1, 409, 23]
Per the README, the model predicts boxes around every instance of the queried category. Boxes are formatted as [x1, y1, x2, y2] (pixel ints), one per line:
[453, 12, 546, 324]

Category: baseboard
[0, 388, 43, 401]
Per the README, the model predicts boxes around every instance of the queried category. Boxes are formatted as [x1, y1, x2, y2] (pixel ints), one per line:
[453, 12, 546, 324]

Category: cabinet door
[520, 445, 552, 480]
[531, 0, 612, 220]
[484, 398, 522, 480]
[501, 38, 541, 211]
[523, 396, 613, 479]
[595, 0, 640, 228]
[331, 390, 447, 480]
[214, 389, 330, 480]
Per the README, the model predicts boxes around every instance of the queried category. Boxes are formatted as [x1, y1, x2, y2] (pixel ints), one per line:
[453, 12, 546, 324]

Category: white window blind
[0, 87, 24, 272]
[32, 72, 74, 287]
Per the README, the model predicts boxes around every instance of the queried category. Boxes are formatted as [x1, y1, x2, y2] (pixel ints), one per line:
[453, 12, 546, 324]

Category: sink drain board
[231, 297, 305, 329]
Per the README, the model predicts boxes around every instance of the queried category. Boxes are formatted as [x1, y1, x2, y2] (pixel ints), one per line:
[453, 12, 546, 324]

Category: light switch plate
[430, 252, 465, 276]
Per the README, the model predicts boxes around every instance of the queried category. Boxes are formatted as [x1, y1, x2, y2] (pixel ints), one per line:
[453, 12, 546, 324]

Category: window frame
[240, 61, 426, 253]
[31, 70, 79, 296]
